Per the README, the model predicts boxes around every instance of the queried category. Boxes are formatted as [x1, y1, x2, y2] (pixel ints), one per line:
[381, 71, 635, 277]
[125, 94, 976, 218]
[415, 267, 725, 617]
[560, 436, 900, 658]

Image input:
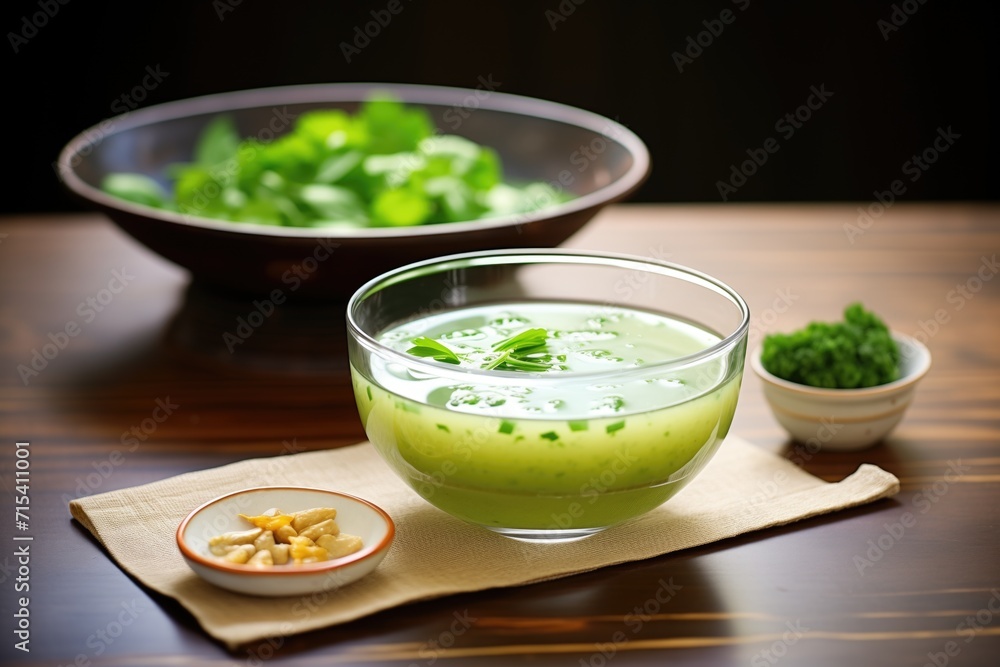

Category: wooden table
[1, 204, 998, 666]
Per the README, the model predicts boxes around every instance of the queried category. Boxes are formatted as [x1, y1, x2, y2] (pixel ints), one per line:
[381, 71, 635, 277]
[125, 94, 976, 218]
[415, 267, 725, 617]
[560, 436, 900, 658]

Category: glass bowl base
[484, 526, 607, 543]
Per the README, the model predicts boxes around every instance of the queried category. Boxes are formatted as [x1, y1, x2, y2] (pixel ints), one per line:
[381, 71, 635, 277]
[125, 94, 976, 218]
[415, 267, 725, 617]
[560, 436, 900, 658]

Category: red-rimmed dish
[176, 486, 394, 597]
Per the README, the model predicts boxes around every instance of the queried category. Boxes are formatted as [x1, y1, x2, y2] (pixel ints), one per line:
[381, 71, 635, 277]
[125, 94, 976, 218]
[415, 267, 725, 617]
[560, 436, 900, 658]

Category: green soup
[352, 302, 742, 532]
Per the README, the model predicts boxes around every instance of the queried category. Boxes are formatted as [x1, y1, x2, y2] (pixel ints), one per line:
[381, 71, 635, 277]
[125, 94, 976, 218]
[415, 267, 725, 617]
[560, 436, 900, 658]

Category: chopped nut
[247, 549, 273, 568]
[209, 527, 262, 551]
[239, 512, 294, 532]
[274, 524, 298, 544]
[298, 518, 339, 541]
[291, 507, 337, 532]
[204, 505, 363, 568]
[270, 543, 290, 565]
[223, 544, 256, 564]
[316, 533, 364, 558]
[289, 536, 329, 563]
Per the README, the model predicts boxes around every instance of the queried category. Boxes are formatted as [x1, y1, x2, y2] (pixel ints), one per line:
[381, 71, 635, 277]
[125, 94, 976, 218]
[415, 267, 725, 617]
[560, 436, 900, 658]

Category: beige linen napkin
[70, 436, 898, 649]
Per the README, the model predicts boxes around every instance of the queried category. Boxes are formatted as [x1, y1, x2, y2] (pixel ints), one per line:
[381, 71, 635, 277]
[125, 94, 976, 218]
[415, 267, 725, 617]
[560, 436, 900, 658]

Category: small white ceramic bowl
[751, 332, 931, 451]
[177, 486, 394, 597]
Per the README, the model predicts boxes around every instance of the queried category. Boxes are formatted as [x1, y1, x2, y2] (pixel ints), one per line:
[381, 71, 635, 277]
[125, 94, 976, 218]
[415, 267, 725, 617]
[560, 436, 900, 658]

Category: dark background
[4, 0, 997, 212]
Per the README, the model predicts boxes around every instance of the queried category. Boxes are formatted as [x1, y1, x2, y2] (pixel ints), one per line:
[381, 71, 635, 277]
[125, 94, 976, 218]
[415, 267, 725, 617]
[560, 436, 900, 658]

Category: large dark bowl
[58, 83, 650, 298]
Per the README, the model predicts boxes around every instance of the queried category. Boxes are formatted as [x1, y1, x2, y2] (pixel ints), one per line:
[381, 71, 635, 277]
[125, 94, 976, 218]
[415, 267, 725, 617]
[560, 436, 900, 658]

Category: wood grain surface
[0, 203, 998, 666]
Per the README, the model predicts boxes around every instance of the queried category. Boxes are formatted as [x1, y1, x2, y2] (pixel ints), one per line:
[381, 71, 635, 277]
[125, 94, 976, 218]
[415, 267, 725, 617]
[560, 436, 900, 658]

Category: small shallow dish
[176, 486, 394, 597]
[751, 332, 931, 451]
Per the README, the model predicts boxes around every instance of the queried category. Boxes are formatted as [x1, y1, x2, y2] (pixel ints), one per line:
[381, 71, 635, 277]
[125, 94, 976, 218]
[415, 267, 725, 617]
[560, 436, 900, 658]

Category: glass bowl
[346, 250, 749, 541]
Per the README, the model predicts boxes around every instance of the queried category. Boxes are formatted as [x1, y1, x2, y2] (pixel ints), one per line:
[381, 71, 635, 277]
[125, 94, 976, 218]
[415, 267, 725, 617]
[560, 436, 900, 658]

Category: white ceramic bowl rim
[750, 332, 931, 398]
[347, 248, 751, 384]
[57, 82, 651, 240]
[176, 486, 395, 577]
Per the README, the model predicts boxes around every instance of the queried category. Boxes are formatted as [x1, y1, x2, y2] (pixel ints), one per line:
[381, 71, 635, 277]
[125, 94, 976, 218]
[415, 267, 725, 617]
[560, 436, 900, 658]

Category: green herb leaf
[101, 173, 170, 209]
[406, 337, 461, 364]
[194, 115, 241, 168]
[483, 328, 555, 372]
[493, 328, 547, 353]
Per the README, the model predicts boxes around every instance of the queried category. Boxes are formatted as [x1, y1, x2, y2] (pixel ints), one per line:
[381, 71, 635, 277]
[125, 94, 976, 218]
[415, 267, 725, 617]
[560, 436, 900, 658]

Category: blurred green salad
[101, 95, 570, 229]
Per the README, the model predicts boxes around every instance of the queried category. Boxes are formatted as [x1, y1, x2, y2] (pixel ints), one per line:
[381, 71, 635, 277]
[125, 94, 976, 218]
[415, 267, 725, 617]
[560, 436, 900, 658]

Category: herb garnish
[484, 328, 553, 371]
[406, 337, 461, 364]
[405, 327, 554, 372]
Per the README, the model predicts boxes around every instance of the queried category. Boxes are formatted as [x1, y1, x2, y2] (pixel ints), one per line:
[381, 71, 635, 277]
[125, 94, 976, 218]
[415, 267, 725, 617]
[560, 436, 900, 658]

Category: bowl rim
[176, 486, 395, 577]
[57, 82, 651, 240]
[346, 248, 751, 384]
[750, 331, 931, 398]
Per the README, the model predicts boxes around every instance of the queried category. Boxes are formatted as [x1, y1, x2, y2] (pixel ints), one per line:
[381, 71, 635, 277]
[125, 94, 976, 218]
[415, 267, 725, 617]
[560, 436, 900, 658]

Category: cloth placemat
[70, 436, 898, 649]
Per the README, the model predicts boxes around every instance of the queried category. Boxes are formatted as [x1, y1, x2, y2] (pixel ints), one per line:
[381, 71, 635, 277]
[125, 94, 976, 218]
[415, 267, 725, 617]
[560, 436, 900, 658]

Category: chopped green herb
[366, 386, 373, 401]
[498, 420, 515, 435]
[406, 337, 461, 364]
[568, 420, 589, 432]
[540, 431, 559, 441]
[436, 424, 450, 433]
[760, 303, 900, 388]
[606, 420, 626, 434]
